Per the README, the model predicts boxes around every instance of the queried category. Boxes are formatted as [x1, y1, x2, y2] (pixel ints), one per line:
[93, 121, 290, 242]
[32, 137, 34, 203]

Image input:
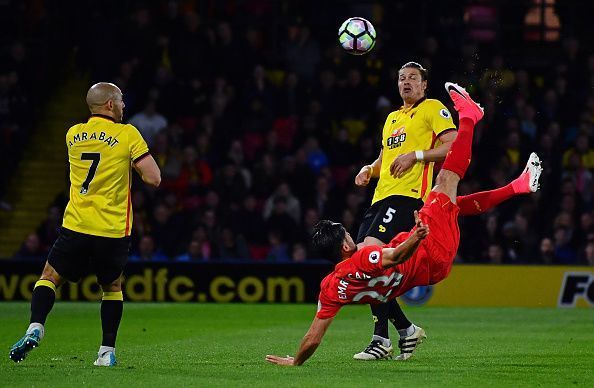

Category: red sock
[441, 118, 474, 179]
[457, 183, 515, 216]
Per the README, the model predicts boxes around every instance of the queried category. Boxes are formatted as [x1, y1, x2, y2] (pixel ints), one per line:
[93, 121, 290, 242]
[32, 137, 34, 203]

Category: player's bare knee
[435, 170, 460, 187]
[40, 262, 65, 287]
[101, 277, 122, 292]
[433, 171, 459, 203]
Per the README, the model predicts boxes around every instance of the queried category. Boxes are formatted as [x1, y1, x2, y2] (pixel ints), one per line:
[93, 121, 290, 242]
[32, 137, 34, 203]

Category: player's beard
[115, 107, 123, 123]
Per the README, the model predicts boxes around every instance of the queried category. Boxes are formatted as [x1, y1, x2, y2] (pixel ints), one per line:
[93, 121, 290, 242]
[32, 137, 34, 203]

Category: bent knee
[101, 277, 122, 292]
[40, 262, 65, 286]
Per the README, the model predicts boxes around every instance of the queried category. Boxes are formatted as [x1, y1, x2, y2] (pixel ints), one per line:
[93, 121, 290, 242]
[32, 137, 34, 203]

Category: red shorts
[417, 191, 460, 284]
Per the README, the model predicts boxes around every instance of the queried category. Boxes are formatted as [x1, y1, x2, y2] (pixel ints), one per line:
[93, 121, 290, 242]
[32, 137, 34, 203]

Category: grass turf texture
[1, 303, 593, 387]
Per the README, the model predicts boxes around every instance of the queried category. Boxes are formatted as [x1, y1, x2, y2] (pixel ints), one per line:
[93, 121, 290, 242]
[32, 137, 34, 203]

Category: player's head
[398, 61, 428, 104]
[311, 220, 357, 261]
[86, 82, 125, 122]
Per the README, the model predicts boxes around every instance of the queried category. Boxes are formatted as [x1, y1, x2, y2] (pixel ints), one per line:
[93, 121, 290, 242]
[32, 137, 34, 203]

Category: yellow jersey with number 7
[62, 114, 149, 238]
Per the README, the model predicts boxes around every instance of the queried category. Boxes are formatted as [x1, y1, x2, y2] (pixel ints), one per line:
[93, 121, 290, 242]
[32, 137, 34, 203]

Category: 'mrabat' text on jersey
[62, 114, 149, 238]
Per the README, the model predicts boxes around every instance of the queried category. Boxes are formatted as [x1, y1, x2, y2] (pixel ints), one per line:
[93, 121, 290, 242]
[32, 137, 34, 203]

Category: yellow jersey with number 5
[372, 98, 455, 204]
[62, 115, 149, 238]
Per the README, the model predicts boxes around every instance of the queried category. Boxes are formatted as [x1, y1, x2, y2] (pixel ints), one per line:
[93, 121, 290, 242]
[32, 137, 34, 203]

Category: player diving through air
[266, 82, 543, 366]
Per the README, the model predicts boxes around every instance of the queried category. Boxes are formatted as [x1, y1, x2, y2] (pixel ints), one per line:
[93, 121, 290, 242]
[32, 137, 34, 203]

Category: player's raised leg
[433, 82, 484, 200]
[94, 277, 124, 367]
[457, 152, 543, 215]
[9, 263, 64, 362]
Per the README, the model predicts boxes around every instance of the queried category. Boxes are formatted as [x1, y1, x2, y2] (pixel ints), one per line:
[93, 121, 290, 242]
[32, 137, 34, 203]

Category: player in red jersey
[266, 82, 543, 366]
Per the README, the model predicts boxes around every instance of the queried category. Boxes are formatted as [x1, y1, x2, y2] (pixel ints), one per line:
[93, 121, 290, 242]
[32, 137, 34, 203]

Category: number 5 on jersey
[80, 152, 101, 194]
[383, 207, 396, 223]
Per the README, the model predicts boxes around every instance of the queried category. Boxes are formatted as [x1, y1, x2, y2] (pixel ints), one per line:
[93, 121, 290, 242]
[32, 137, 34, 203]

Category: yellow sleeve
[127, 124, 149, 162]
[428, 100, 456, 137]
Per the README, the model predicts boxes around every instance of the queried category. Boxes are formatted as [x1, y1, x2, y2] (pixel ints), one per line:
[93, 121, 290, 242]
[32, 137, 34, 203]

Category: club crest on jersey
[368, 251, 380, 264]
[387, 127, 406, 149]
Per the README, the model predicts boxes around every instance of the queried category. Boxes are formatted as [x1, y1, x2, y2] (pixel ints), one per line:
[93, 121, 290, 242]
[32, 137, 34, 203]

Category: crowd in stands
[7, 1, 594, 265]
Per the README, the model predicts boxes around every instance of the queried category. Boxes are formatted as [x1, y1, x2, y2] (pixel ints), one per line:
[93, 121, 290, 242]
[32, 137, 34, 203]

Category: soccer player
[9, 82, 161, 366]
[265, 83, 543, 366]
[352, 61, 457, 361]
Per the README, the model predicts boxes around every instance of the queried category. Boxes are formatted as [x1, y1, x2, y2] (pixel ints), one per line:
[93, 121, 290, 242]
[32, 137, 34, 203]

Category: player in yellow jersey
[352, 62, 457, 361]
[9, 82, 161, 366]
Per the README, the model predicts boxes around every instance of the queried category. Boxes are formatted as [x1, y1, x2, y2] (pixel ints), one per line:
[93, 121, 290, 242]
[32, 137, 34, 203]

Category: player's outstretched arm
[134, 155, 161, 187]
[381, 210, 428, 268]
[266, 316, 334, 366]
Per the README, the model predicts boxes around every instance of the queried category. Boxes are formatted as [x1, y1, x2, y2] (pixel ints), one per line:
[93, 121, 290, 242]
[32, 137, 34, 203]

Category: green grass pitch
[1, 303, 593, 387]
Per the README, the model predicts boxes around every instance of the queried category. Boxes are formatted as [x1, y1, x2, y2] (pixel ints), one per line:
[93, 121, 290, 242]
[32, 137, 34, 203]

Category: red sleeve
[316, 297, 342, 319]
[315, 275, 342, 319]
[350, 246, 384, 275]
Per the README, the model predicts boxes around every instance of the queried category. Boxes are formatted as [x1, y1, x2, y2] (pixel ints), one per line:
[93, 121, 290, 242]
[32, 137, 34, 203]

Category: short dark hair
[311, 220, 346, 261]
[399, 61, 428, 81]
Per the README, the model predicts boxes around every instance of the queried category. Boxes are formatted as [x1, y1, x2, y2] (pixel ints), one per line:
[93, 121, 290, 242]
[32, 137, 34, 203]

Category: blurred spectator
[176, 239, 209, 262]
[562, 134, 594, 169]
[562, 153, 593, 206]
[181, 225, 213, 261]
[539, 237, 556, 264]
[130, 235, 167, 262]
[552, 227, 576, 264]
[285, 24, 320, 82]
[234, 195, 266, 244]
[213, 162, 249, 206]
[167, 146, 213, 197]
[151, 204, 180, 257]
[266, 230, 290, 262]
[341, 209, 357, 237]
[265, 196, 298, 244]
[291, 243, 308, 262]
[36, 206, 62, 250]
[251, 153, 279, 198]
[263, 182, 301, 223]
[128, 99, 168, 146]
[13, 233, 44, 260]
[308, 175, 337, 219]
[218, 226, 250, 260]
[212, 21, 244, 82]
[298, 207, 320, 243]
[486, 243, 505, 264]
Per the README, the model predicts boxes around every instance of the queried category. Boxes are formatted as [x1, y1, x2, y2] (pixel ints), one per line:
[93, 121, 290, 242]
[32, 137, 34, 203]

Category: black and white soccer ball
[338, 17, 377, 55]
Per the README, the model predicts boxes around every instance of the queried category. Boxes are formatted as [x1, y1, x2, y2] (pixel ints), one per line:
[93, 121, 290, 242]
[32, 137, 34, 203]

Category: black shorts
[47, 227, 130, 284]
[356, 195, 424, 244]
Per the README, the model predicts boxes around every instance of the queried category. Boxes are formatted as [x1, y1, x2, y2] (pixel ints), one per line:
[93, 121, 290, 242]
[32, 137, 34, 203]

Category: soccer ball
[338, 17, 376, 55]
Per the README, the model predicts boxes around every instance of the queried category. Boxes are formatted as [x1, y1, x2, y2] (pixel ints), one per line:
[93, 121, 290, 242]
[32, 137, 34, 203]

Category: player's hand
[265, 354, 295, 366]
[390, 152, 417, 178]
[413, 210, 429, 240]
[355, 165, 373, 186]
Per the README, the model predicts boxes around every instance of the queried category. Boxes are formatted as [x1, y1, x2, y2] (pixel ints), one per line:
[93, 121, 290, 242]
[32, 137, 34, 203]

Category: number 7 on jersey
[80, 152, 101, 194]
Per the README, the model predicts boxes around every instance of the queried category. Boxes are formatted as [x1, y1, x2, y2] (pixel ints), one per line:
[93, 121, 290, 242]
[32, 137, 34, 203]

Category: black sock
[101, 299, 123, 347]
[388, 299, 412, 330]
[30, 282, 57, 325]
[371, 303, 390, 338]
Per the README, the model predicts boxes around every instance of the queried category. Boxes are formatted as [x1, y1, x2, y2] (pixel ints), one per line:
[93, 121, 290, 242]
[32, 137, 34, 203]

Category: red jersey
[316, 243, 431, 319]
[316, 191, 460, 319]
